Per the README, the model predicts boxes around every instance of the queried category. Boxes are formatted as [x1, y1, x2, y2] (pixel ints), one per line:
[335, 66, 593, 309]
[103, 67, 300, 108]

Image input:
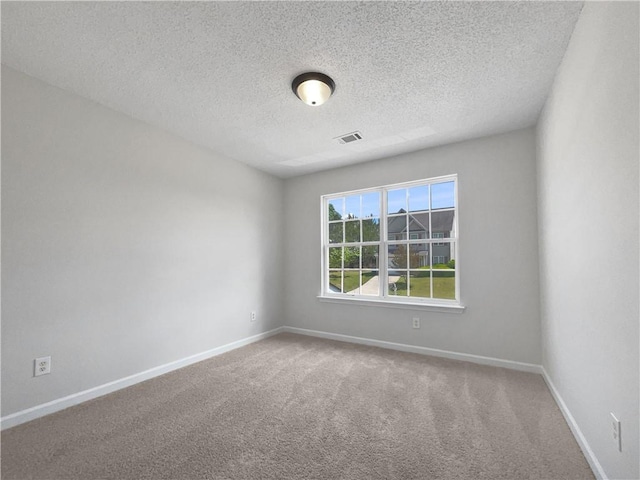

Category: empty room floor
[1, 333, 593, 479]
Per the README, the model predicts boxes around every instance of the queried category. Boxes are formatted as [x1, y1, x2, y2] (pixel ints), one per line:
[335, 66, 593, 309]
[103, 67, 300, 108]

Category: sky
[329, 181, 455, 220]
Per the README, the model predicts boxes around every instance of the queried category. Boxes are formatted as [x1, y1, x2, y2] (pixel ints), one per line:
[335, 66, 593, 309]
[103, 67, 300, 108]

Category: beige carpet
[2, 333, 593, 479]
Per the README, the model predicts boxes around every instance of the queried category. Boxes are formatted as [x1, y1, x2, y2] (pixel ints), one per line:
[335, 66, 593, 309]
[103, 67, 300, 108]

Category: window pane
[433, 267, 455, 300]
[431, 181, 455, 210]
[387, 189, 407, 214]
[345, 195, 360, 219]
[432, 241, 453, 267]
[388, 244, 408, 268]
[431, 210, 454, 239]
[387, 215, 407, 241]
[409, 271, 431, 298]
[408, 212, 430, 239]
[328, 270, 342, 293]
[328, 247, 342, 268]
[362, 217, 380, 242]
[409, 244, 427, 268]
[344, 220, 361, 243]
[344, 246, 360, 269]
[360, 270, 379, 296]
[388, 270, 407, 296]
[362, 245, 379, 268]
[342, 270, 360, 294]
[329, 222, 343, 244]
[328, 198, 344, 220]
[361, 192, 380, 218]
[409, 185, 429, 212]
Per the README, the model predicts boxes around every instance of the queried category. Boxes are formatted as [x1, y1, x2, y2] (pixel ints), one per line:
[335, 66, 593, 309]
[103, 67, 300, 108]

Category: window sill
[317, 295, 466, 313]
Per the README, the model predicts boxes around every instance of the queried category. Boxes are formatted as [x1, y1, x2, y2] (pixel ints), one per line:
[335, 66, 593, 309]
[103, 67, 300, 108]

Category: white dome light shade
[296, 79, 332, 106]
[292, 72, 335, 107]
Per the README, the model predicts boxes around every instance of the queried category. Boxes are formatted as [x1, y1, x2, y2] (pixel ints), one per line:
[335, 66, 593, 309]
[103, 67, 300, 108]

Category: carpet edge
[1, 327, 285, 430]
[282, 326, 543, 373]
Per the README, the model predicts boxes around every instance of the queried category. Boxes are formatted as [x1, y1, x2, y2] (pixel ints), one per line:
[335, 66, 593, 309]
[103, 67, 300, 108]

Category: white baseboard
[541, 368, 607, 480]
[282, 326, 543, 374]
[1, 327, 284, 431]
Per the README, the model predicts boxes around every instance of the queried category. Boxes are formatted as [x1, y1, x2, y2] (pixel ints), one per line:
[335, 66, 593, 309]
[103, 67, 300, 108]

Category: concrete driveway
[347, 274, 400, 295]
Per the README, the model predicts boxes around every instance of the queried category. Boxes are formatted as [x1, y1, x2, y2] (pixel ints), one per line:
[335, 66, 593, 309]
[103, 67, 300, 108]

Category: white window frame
[320, 174, 462, 311]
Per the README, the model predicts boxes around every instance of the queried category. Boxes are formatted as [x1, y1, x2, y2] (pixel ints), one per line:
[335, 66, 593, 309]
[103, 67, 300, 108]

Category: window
[322, 175, 459, 306]
[432, 232, 446, 246]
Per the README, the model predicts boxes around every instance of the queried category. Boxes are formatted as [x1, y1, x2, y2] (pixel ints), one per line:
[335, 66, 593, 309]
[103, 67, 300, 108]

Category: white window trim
[317, 295, 465, 312]
[320, 174, 462, 309]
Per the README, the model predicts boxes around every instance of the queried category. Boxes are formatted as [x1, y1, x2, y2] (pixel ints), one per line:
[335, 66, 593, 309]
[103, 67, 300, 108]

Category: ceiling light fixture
[292, 72, 335, 107]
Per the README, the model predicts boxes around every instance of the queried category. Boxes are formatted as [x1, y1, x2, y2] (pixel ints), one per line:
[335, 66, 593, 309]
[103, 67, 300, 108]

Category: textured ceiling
[1, 1, 583, 178]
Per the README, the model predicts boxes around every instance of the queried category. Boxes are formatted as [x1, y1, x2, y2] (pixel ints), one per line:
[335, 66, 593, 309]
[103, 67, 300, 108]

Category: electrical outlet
[412, 317, 420, 329]
[34, 356, 51, 377]
[250, 311, 257, 322]
[611, 413, 622, 452]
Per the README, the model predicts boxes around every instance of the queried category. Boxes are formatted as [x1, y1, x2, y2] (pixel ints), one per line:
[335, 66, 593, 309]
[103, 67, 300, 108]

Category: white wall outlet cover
[34, 356, 51, 377]
[610, 412, 622, 452]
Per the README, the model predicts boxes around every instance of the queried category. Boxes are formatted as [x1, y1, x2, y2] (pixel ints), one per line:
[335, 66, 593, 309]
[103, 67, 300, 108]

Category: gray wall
[1, 66, 284, 416]
[536, 3, 639, 479]
[283, 128, 542, 364]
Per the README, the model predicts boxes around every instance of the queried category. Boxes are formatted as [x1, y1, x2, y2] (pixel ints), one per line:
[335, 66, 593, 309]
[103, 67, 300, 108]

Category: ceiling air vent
[335, 131, 363, 144]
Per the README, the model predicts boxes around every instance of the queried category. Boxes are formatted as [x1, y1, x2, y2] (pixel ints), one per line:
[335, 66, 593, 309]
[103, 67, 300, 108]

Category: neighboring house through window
[322, 175, 459, 305]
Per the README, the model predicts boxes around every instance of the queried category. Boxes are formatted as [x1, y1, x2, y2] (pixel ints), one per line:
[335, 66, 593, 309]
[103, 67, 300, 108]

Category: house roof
[388, 210, 454, 235]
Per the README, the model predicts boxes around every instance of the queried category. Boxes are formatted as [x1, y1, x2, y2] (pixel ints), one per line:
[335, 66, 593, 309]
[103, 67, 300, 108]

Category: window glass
[328, 198, 344, 220]
[361, 271, 379, 296]
[433, 268, 455, 300]
[388, 215, 407, 241]
[408, 185, 429, 212]
[409, 212, 430, 238]
[329, 271, 342, 293]
[409, 271, 431, 298]
[344, 220, 361, 243]
[387, 189, 407, 214]
[362, 218, 380, 242]
[328, 247, 342, 269]
[362, 246, 379, 268]
[329, 223, 343, 244]
[345, 195, 360, 219]
[362, 192, 380, 218]
[431, 181, 455, 210]
[344, 246, 360, 269]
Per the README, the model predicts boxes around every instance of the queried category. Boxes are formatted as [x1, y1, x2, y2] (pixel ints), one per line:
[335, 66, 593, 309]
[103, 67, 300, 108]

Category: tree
[328, 204, 342, 221]
[362, 217, 380, 241]
[390, 244, 421, 269]
[329, 223, 343, 244]
[344, 247, 359, 268]
[329, 248, 342, 268]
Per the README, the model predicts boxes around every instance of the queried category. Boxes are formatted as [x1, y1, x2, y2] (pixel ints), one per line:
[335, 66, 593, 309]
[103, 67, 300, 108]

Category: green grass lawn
[391, 272, 455, 299]
[330, 270, 455, 299]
